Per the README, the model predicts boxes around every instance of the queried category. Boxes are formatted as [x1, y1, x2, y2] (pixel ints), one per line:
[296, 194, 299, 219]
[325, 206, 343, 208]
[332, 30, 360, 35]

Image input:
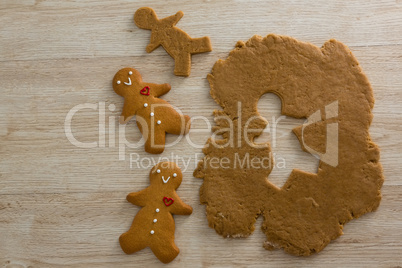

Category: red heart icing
[140, 86, 150, 95]
[163, 197, 174, 207]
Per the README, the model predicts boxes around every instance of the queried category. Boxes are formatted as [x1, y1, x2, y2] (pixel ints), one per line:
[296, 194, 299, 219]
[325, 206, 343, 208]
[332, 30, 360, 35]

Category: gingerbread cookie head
[112, 67, 142, 97]
[150, 162, 183, 190]
[134, 7, 158, 30]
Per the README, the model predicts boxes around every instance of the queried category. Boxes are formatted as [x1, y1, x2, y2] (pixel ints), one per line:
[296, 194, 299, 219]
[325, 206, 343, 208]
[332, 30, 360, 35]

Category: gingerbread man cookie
[194, 34, 384, 255]
[134, 7, 212, 76]
[113, 67, 191, 154]
[119, 162, 193, 263]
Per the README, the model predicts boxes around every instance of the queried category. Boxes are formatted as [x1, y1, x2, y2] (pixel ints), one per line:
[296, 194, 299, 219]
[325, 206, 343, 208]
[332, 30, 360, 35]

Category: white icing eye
[156, 169, 161, 173]
[117, 81, 121, 84]
[129, 71, 133, 75]
[156, 208, 160, 213]
[173, 173, 177, 178]
[150, 230, 155, 234]
[144, 103, 148, 107]
[157, 120, 161, 125]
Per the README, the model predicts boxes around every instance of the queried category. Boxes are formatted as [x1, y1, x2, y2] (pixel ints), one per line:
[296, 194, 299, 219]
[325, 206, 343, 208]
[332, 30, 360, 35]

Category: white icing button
[153, 219, 157, 223]
[157, 120, 161, 125]
[129, 71, 133, 75]
[156, 169, 161, 173]
[156, 208, 160, 213]
[144, 103, 148, 107]
[150, 230, 155, 234]
[150, 112, 154, 117]
[173, 173, 177, 178]
[117, 81, 121, 84]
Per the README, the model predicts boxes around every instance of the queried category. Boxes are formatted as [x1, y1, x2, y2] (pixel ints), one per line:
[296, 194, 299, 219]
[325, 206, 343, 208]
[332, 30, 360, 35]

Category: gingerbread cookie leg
[135, 115, 166, 154]
[151, 241, 180, 264]
[144, 125, 166, 154]
[190, 37, 212, 54]
[174, 53, 191, 76]
[119, 231, 146, 254]
[164, 114, 191, 135]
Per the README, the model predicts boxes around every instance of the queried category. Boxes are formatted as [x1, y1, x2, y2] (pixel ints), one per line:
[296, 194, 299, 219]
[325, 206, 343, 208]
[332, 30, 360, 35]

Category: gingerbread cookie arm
[160, 11, 183, 27]
[149, 82, 171, 97]
[146, 33, 161, 53]
[119, 100, 137, 124]
[126, 188, 150, 207]
[169, 192, 193, 215]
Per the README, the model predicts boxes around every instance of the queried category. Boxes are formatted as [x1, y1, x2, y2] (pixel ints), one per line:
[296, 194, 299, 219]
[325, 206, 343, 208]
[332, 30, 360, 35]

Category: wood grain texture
[0, 0, 401, 267]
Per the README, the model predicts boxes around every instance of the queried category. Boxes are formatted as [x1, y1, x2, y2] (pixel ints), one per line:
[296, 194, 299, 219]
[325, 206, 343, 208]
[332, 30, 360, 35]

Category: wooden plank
[0, 186, 401, 267]
[0, 1, 401, 62]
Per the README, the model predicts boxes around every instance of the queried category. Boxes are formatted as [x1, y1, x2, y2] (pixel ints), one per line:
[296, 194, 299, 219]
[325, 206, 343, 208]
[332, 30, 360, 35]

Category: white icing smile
[124, 77, 132, 85]
[162, 176, 170, 184]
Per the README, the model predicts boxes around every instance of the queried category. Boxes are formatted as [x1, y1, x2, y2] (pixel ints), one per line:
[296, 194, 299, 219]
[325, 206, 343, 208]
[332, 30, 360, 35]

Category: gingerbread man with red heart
[119, 162, 193, 263]
[113, 67, 191, 154]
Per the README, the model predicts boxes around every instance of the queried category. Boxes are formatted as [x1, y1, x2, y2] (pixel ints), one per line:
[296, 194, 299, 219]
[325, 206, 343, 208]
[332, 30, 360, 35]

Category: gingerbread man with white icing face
[119, 162, 193, 263]
[113, 67, 191, 154]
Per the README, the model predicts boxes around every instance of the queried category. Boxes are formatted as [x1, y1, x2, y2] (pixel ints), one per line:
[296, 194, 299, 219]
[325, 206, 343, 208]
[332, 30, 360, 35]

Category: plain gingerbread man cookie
[113, 67, 191, 154]
[119, 162, 193, 263]
[134, 7, 212, 76]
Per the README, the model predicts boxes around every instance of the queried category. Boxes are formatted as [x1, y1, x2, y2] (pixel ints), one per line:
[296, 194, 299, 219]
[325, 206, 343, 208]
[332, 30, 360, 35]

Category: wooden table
[1, 1, 401, 267]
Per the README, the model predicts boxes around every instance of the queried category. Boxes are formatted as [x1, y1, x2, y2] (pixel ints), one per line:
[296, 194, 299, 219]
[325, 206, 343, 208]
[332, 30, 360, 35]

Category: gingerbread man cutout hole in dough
[119, 162, 193, 263]
[255, 93, 320, 188]
[113, 67, 191, 154]
[134, 7, 212, 76]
